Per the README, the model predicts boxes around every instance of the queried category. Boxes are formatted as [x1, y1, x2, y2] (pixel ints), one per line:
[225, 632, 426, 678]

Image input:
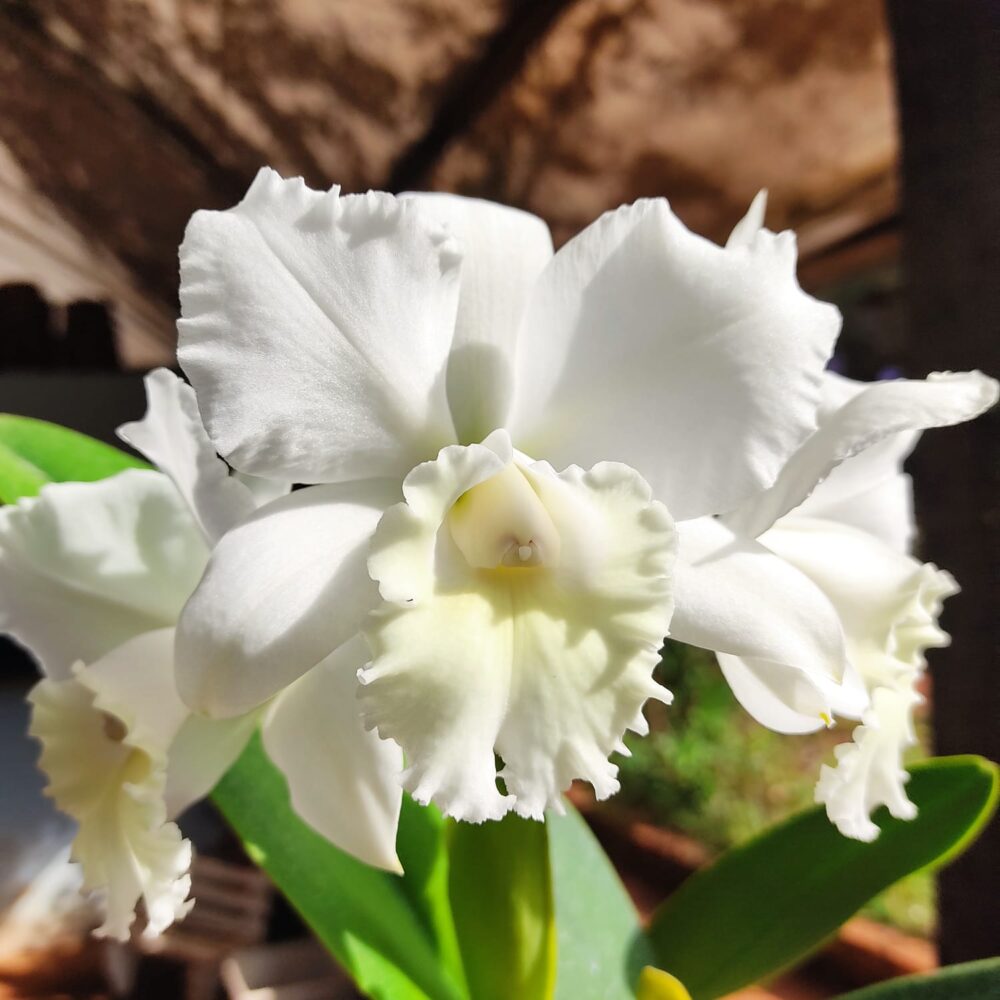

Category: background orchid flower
[0, 368, 401, 939]
[717, 366, 996, 840]
[6, 473, 205, 940]
[174, 169, 845, 823]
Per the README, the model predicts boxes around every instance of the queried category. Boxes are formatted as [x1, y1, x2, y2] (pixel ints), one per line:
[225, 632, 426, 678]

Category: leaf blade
[835, 958, 1000, 999]
[0, 414, 147, 503]
[548, 805, 654, 1000]
[647, 756, 998, 1000]
[213, 736, 467, 1000]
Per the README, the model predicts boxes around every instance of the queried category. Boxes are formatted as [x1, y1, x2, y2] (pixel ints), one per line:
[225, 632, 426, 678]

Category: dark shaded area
[888, 0, 1000, 965]
[0, 372, 147, 685]
[0, 284, 119, 371]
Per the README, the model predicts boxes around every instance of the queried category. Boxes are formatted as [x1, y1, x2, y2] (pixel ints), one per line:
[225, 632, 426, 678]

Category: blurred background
[0, 1, 996, 998]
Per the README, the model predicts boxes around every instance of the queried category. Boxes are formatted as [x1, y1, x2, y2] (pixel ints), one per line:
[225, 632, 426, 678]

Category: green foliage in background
[837, 958, 1000, 1000]
[0, 414, 146, 503]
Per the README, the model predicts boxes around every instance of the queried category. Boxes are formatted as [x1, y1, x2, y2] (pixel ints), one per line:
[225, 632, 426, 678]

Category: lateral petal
[178, 169, 463, 484]
[816, 684, 922, 842]
[509, 197, 839, 519]
[760, 518, 957, 689]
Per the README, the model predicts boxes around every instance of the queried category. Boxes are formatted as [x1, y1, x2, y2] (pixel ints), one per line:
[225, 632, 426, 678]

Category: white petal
[118, 368, 258, 545]
[164, 709, 262, 819]
[361, 442, 675, 821]
[799, 472, 915, 555]
[716, 653, 868, 735]
[401, 193, 553, 443]
[726, 370, 999, 539]
[263, 635, 403, 872]
[178, 168, 462, 484]
[670, 517, 849, 690]
[368, 429, 511, 605]
[508, 199, 840, 520]
[725, 190, 768, 249]
[82, 628, 189, 755]
[176, 479, 396, 717]
[816, 684, 922, 842]
[233, 471, 292, 509]
[496, 462, 676, 818]
[761, 518, 957, 689]
[28, 630, 195, 940]
[0, 471, 208, 678]
[717, 654, 835, 734]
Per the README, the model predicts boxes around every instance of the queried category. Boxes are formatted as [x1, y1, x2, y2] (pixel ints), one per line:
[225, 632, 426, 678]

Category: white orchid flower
[683, 235, 997, 842]
[1, 369, 401, 940]
[173, 170, 851, 823]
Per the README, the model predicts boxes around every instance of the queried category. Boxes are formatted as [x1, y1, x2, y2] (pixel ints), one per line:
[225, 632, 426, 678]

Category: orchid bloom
[0, 369, 401, 939]
[709, 364, 997, 840]
[174, 170, 858, 824]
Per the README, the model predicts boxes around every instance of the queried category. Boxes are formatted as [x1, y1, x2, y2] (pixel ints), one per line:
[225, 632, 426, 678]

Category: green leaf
[213, 735, 468, 1000]
[647, 756, 999, 1000]
[396, 796, 468, 994]
[835, 958, 1000, 999]
[448, 812, 555, 1000]
[548, 805, 654, 1000]
[0, 414, 147, 503]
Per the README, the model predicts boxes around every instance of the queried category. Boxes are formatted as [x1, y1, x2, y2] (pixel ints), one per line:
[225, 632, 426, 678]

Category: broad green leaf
[637, 968, 693, 1000]
[548, 805, 654, 1000]
[213, 736, 467, 1000]
[836, 958, 1000, 999]
[448, 812, 555, 1000]
[0, 414, 147, 502]
[396, 796, 468, 994]
[648, 756, 998, 1000]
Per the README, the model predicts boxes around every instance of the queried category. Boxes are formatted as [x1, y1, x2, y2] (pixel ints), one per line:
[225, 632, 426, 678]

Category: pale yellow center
[448, 464, 560, 570]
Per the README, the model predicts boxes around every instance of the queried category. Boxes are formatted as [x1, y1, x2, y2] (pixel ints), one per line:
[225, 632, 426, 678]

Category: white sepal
[670, 517, 849, 694]
[727, 370, 998, 540]
[176, 478, 397, 718]
[400, 193, 553, 443]
[263, 635, 403, 872]
[0, 471, 208, 678]
[118, 367, 259, 545]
